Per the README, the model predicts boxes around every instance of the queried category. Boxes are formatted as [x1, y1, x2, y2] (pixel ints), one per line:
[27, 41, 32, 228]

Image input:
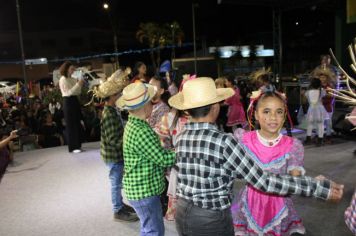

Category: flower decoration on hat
[179, 74, 196, 91]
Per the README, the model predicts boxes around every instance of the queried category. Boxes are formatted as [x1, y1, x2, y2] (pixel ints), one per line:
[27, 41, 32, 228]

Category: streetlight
[103, 2, 119, 69]
[171, 24, 175, 61]
[16, 0, 28, 94]
[192, 3, 198, 75]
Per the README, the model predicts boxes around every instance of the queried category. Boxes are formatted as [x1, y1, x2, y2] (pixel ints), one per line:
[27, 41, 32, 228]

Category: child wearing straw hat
[91, 69, 139, 222]
[116, 81, 176, 236]
[168, 77, 343, 236]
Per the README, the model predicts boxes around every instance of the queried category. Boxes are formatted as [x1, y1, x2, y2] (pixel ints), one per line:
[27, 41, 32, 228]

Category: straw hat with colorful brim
[168, 77, 234, 110]
[116, 82, 156, 110]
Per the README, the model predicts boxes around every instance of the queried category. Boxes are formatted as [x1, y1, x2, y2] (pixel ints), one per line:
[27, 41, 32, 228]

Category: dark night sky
[1, 0, 272, 41]
[0, 0, 339, 62]
[1, 0, 334, 42]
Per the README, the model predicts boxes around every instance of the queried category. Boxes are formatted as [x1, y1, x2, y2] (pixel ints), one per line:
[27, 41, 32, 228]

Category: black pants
[0, 150, 10, 183]
[63, 96, 82, 152]
[175, 198, 234, 236]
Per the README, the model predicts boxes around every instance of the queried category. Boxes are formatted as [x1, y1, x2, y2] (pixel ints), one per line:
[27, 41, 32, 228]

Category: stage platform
[0, 140, 355, 236]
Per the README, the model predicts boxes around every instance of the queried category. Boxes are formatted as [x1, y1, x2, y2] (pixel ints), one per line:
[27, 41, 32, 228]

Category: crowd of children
[1, 56, 354, 236]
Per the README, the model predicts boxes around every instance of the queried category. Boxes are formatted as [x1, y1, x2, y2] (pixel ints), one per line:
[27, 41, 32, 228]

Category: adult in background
[0, 130, 18, 182]
[131, 61, 149, 83]
[58, 61, 84, 153]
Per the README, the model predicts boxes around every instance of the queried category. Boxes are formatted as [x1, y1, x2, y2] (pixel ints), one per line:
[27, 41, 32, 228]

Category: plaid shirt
[100, 105, 124, 163]
[123, 115, 176, 200]
[176, 122, 331, 210]
[345, 189, 356, 234]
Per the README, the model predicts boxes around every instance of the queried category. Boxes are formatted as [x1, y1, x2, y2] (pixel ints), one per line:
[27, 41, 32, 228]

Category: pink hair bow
[179, 74, 197, 91]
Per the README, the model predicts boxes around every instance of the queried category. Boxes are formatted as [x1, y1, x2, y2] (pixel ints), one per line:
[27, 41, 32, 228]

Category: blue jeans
[129, 195, 164, 236]
[106, 162, 124, 213]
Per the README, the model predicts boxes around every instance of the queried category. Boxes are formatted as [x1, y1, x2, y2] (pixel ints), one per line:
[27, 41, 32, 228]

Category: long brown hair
[59, 61, 74, 78]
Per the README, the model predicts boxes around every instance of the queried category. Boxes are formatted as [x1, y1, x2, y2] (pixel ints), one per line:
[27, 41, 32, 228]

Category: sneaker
[303, 136, 312, 145]
[72, 149, 82, 153]
[315, 138, 324, 147]
[324, 136, 332, 145]
[122, 204, 136, 213]
[114, 209, 139, 222]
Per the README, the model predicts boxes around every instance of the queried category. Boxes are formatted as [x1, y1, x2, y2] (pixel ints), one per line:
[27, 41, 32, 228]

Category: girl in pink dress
[231, 86, 306, 236]
[155, 109, 189, 221]
[225, 76, 247, 130]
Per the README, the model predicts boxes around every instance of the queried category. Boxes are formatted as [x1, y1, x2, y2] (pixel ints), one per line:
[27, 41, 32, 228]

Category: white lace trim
[241, 143, 289, 170]
[240, 189, 290, 235]
[242, 204, 289, 235]
[256, 131, 283, 147]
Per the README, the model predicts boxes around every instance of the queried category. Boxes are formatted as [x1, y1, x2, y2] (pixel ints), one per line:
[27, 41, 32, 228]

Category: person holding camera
[0, 130, 18, 182]
[59, 61, 84, 153]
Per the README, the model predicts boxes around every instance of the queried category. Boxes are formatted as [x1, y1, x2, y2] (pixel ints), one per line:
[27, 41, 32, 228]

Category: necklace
[256, 131, 282, 147]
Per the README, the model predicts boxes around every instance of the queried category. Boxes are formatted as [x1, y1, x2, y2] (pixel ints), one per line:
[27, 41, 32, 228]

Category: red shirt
[322, 85, 334, 112]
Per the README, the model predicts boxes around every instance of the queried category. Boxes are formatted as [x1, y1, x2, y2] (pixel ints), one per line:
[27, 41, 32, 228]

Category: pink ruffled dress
[225, 88, 246, 127]
[231, 130, 306, 236]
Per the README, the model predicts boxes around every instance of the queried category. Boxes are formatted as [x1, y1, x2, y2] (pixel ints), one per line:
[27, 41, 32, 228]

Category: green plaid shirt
[100, 105, 124, 163]
[123, 115, 175, 200]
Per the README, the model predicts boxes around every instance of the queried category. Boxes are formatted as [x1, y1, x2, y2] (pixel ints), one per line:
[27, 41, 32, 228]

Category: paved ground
[0, 135, 355, 236]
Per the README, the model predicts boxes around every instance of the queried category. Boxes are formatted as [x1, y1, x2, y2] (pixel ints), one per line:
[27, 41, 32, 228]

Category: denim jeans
[175, 198, 234, 236]
[129, 195, 164, 236]
[106, 162, 124, 213]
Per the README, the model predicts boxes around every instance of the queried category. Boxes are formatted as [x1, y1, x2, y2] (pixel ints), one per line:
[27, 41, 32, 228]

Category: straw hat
[249, 67, 271, 83]
[168, 77, 234, 110]
[311, 66, 337, 84]
[116, 81, 156, 110]
[88, 68, 130, 104]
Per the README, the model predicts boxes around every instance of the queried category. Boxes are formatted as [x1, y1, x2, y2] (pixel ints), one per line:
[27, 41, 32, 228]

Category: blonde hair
[215, 77, 227, 88]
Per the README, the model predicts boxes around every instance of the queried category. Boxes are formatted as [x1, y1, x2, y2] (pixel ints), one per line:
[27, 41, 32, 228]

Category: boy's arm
[137, 127, 176, 168]
[223, 137, 343, 201]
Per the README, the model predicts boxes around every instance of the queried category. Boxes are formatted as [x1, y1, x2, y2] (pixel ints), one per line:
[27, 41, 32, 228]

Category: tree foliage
[136, 21, 184, 72]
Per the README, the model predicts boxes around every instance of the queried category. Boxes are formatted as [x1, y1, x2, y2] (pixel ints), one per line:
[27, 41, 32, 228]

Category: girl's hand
[289, 169, 302, 176]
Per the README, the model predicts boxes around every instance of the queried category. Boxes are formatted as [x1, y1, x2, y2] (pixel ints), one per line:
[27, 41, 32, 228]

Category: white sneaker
[72, 149, 82, 153]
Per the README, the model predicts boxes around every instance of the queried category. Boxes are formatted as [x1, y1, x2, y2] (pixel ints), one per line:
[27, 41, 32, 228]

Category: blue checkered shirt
[175, 122, 331, 210]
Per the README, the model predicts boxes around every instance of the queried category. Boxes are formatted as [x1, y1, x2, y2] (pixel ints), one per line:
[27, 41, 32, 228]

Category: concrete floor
[0, 137, 355, 236]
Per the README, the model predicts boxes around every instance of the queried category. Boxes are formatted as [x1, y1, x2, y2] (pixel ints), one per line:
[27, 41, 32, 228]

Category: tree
[136, 22, 184, 73]
[166, 21, 184, 60]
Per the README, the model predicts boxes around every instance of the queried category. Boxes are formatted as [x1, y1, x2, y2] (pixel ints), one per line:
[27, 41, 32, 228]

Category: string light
[0, 43, 193, 64]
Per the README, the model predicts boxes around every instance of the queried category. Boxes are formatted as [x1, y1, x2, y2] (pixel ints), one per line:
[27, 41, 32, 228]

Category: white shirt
[59, 76, 82, 97]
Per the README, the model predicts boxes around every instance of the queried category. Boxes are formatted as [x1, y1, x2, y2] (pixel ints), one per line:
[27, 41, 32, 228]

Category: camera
[16, 128, 29, 136]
